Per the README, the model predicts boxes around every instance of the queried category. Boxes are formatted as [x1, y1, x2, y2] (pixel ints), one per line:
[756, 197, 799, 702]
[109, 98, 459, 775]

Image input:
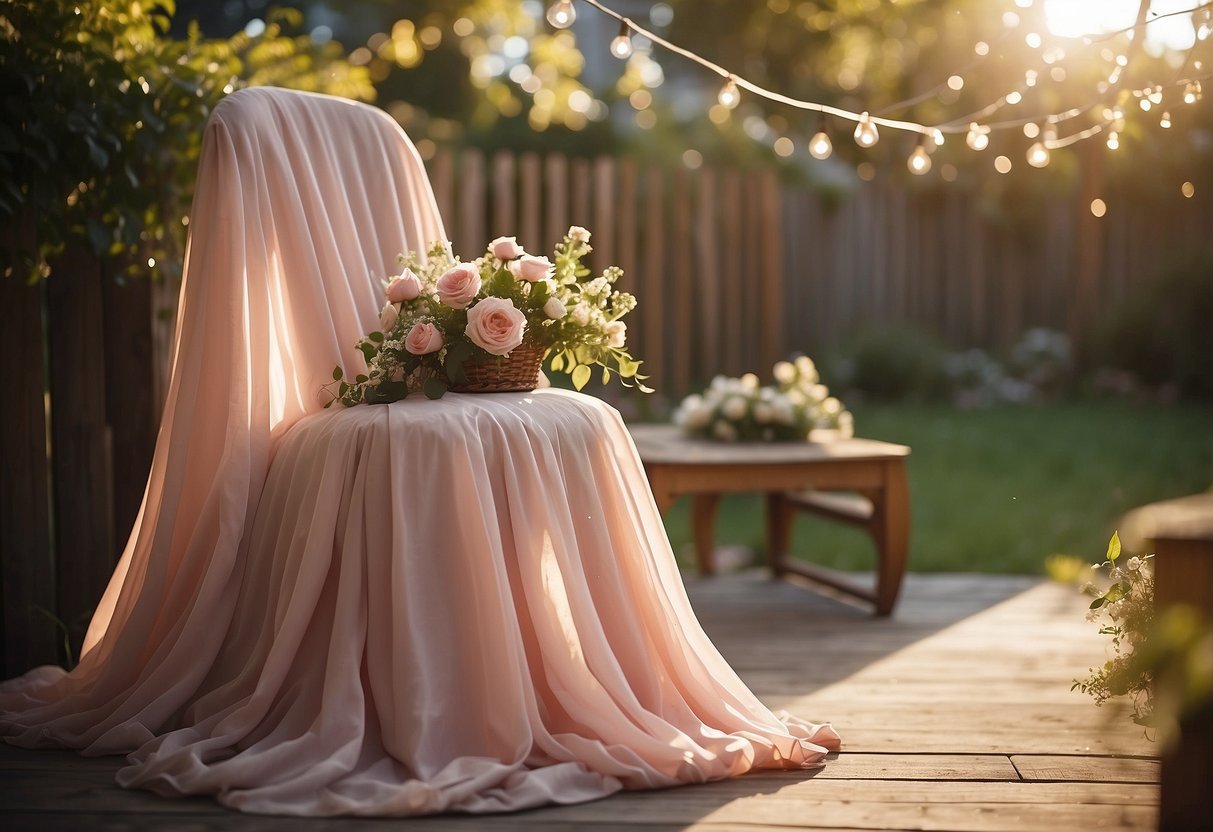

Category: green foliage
[0, 0, 373, 283]
[833, 325, 950, 401]
[1090, 254, 1213, 401]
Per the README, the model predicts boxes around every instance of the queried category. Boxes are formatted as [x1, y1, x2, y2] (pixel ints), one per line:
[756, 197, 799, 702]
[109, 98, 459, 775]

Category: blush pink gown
[0, 87, 839, 816]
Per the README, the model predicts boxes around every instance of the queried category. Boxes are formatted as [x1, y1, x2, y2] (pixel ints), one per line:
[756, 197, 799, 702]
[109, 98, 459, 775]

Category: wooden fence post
[46, 248, 115, 660]
[0, 272, 58, 676]
[101, 271, 156, 549]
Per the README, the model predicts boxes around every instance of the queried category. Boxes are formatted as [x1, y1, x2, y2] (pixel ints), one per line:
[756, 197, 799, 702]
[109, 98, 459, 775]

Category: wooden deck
[0, 572, 1159, 831]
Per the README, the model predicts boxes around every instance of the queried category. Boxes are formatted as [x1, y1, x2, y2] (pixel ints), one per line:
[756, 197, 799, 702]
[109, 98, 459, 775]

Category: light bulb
[966, 122, 989, 151]
[907, 143, 931, 175]
[717, 77, 740, 109]
[1148, 87, 1163, 104]
[546, 0, 575, 29]
[1026, 141, 1050, 168]
[1160, 111, 1172, 128]
[808, 130, 833, 160]
[1183, 81, 1202, 104]
[1139, 98, 1152, 112]
[610, 20, 632, 59]
[1106, 131, 1120, 150]
[854, 112, 879, 148]
[932, 129, 945, 147]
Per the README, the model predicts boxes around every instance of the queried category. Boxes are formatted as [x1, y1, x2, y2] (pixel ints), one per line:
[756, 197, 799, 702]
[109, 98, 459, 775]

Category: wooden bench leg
[765, 492, 792, 578]
[690, 494, 721, 576]
[869, 460, 910, 616]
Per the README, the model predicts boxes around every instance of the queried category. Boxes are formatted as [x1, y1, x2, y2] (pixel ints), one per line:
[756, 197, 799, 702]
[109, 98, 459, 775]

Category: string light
[808, 117, 832, 160]
[546, 0, 576, 29]
[966, 122, 990, 151]
[854, 112, 879, 148]
[717, 76, 740, 109]
[609, 19, 632, 59]
[546, 0, 1213, 180]
[1026, 138, 1050, 168]
[907, 138, 932, 175]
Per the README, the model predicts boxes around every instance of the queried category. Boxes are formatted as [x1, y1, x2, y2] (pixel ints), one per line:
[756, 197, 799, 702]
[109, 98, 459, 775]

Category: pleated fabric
[1, 88, 838, 816]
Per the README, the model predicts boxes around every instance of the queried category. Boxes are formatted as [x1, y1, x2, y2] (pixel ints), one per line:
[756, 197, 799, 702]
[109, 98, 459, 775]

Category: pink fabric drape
[1, 88, 838, 816]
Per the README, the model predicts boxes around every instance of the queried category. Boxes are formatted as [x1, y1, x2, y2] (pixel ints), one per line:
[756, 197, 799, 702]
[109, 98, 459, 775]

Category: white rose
[570, 302, 591, 326]
[543, 296, 567, 319]
[686, 405, 712, 430]
[753, 402, 773, 423]
[722, 396, 748, 421]
[740, 372, 759, 391]
[773, 361, 795, 385]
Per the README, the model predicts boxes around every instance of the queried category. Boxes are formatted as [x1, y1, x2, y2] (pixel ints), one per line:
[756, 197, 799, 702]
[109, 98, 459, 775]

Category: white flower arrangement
[325, 228, 649, 403]
[673, 356, 854, 442]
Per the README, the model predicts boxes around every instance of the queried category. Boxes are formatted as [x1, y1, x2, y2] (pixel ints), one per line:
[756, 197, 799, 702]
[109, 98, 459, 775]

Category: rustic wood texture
[0, 575, 1160, 830]
[45, 248, 116, 662]
[0, 273, 58, 676]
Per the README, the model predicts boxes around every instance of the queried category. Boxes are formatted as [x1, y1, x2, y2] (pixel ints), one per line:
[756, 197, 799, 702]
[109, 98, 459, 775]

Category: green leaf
[423, 378, 449, 399]
[550, 352, 565, 372]
[358, 342, 377, 362]
[368, 331, 385, 343]
[530, 279, 550, 306]
[355, 374, 369, 384]
[601, 366, 612, 385]
[333, 366, 344, 380]
[572, 364, 591, 391]
[1106, 531, 1121, 563]
[488, 266, 515, 295]
[1089, 597, 1106, 610]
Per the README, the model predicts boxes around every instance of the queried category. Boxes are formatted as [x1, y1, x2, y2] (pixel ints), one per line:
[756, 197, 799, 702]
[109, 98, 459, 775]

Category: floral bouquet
[326, 227, 650, 405]
[673, 356, 853, 442]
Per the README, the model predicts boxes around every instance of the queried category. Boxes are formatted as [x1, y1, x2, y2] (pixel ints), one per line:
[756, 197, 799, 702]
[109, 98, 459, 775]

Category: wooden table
[628, 424, 911, 615]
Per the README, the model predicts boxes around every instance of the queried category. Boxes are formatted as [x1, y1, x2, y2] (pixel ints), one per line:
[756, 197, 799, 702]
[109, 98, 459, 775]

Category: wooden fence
[3, 146, 1212, 676]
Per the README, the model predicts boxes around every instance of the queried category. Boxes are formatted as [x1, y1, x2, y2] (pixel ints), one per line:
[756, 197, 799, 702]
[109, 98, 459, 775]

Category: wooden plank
[720, 170, 743, 375]
[670, 169, 692, 396]
[0, 268, 58, 676]
[491, 149, 516, 237]
[544, 153, 568, 251]
[810, 751, 1018, 785]
[591, 155, 615, 276]
[693, 168, 720, 378]
[615, 157, 639, 296]
[639, 166, 665, 393]
[758, 169, 783, 372]
[46, 247, 116, 660]
[519, 152, 542, 250]
[428, 147, 454, 232]
[458, 148, 486, 253]
[101, 269, 156, 550]
[1012, 754, 1160, 784]
[570, 156, 592, 229]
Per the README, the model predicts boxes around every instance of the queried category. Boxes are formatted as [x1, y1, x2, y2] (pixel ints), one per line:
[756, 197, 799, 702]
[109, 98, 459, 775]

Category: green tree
[0, 0, 373, 282]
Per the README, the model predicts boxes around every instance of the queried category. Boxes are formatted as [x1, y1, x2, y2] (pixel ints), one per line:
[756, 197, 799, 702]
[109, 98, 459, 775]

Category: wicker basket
[451, 344, 545, 393]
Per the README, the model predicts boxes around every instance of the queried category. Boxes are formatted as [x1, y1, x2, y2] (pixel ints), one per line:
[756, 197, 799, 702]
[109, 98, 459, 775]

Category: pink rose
[465, 297, 527, 356]
[379, 301, 399, 333]
[436, 262, 482, 309]
[386, 268, 423, 302]
[404, 321, 444, 355]
[512, 254, 554, 283]
[489, 236, 524, 260]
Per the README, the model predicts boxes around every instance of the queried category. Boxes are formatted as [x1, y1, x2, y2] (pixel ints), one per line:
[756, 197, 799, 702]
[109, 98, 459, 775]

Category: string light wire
[555, 0, 1212, 152]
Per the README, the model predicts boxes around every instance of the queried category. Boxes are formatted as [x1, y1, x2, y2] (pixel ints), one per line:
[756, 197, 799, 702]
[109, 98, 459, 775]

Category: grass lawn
[652, 401, 1213, 574]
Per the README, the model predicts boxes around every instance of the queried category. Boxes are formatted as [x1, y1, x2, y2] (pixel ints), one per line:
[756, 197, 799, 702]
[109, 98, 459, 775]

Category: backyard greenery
[657, 400, 1213, 574]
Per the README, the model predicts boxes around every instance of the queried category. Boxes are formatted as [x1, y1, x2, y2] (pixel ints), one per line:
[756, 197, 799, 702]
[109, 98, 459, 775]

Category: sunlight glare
[1043, 0, 1195, 52]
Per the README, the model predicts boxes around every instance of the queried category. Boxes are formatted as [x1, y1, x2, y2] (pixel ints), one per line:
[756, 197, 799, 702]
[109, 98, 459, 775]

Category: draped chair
[0, 88, 837, 816]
